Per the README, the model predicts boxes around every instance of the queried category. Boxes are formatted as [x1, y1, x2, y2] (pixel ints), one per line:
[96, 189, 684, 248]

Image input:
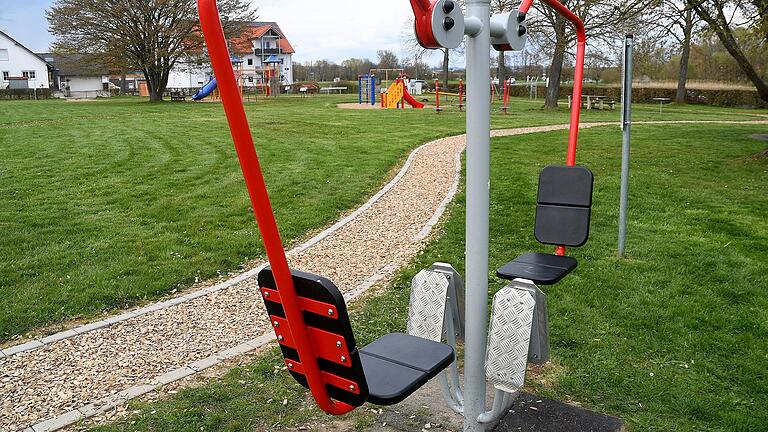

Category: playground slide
[402, 86, 425, 108]
[192, 77, 218, 100]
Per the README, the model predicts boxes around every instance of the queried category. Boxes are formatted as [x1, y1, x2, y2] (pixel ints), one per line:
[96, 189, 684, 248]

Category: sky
[0, 0, 441, 65]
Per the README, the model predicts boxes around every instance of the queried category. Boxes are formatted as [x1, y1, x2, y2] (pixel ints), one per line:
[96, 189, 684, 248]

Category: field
[2, 95, 767, 431]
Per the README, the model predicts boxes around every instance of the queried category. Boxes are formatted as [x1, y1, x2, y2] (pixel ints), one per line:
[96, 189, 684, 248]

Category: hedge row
[507, 84, 767, 108]
[0, 88, 54, 100]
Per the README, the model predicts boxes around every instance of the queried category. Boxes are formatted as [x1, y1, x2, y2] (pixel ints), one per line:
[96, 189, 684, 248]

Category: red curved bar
[196, 0, 354, 416]
[410, 0, 440, 48]
[519, 0, 585, 167]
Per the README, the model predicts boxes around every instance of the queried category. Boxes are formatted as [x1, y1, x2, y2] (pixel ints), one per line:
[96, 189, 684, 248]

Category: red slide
[402, 86, 425, 108]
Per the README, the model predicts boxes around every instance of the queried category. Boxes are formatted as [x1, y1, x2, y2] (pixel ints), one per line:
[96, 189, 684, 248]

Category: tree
[641, 0, 703, 102]
[400, 18, 432, 80]
[376, 50, 401, 70]
[529, 0, 651, 108]
[341, 58, 376, 80]
[687, 0, 768, 102]
[47, 0, 255, 102]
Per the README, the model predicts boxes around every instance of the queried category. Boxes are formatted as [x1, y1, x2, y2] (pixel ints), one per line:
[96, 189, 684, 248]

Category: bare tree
[401, 18, 431, 79]
[529, 0, 651, 108]
[641, 1, 703, 102]
[376, 50, 401, 70]
[47, 0, 255, 102]
[687, 0, 768, 102]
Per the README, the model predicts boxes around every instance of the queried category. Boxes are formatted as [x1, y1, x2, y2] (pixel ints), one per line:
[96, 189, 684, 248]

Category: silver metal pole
[618, 34, 633, 258]
[464, 0, 491, 430]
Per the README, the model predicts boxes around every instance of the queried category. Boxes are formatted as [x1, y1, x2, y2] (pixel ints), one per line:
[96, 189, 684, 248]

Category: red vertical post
[458, 79, 464, 112]
[434, 78, 441, 113]
[401, 79, 405, 109]
[502, 79, 509, 114]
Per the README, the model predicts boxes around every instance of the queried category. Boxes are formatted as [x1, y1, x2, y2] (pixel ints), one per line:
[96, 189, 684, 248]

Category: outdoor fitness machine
[197, 0, 590, 429]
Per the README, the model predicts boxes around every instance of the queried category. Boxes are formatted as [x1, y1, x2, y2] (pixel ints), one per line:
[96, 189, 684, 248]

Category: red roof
[230, 23, 295, 55]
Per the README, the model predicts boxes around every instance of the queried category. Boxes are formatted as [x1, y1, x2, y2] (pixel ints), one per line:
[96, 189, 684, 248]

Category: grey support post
[618, 34, 633, 258]
[463, 1, 491, 430]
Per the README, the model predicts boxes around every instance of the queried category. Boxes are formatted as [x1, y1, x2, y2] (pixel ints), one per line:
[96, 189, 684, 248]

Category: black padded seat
[259, 267, 454, 408]
[496, 166, 593, 286]
[497, 252, 577, 285]
[360, 333, 454, 405]
[534, 165, 593, 247]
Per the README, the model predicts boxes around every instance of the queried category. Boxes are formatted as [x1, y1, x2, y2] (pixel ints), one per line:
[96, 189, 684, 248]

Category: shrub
[508, 84, 767, 108]
[0, 88, 54, 100]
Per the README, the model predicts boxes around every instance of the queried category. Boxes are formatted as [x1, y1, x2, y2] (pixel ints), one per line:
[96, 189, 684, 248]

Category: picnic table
[170, 91, 186, 102]
[320, 86, 348, 94]
[652, 97, 671, 113]
[568, 95, 615, 110]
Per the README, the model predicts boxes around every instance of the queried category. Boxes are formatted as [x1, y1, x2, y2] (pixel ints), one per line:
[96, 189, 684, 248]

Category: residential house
[167, 21, 295, 91]
[40, 53, 111, 97]
[0, 30, 51, 89]
[231, 21, 295, 87]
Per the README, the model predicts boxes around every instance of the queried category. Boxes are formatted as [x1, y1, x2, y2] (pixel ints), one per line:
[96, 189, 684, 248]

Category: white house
[167, 21, 296, 91]
[0, 30, 50, 89]
[40, 53, 111, 96]
[231, 22, 295, 86]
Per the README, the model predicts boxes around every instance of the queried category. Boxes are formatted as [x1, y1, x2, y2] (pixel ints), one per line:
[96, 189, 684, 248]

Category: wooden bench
[170, 92, 186, 102]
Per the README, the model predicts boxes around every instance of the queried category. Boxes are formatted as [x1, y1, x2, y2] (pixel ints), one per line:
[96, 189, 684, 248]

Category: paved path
[2, 120, 766, 432]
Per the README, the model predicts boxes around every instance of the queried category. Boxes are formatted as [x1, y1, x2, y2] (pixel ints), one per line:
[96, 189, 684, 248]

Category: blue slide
[192, 77, 218, 100]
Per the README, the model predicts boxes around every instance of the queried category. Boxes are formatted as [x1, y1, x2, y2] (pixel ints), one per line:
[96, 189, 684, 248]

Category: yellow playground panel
[386, 81, 404, 108]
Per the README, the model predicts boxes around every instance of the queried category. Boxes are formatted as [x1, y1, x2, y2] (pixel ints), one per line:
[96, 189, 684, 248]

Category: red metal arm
[519, 0, 585, 167]
[196, 0, 354, 416]
[519, 0, 586, 257]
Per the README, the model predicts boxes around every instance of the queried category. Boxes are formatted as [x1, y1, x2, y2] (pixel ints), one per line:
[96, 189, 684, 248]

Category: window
[0, 49, 8, 61]
[22, 71, 36, 79]
[247, 58, 253, 66]
[2, 71, 8, 81]
[248, 76, 253, 83]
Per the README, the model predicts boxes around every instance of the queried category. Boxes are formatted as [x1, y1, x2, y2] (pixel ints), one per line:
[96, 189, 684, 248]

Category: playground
[1, 91, 767, 431]
[1, 2, 768, 429]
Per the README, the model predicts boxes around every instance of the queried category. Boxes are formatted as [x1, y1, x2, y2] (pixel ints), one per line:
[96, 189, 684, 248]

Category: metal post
[618, 34, 633, 258]
[358, 75, 363, 104]
[464, 0, 491, 430]
[371, 75, 377, 106]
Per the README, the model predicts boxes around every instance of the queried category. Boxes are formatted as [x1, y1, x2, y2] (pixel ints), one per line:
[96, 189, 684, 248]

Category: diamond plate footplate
[407, 269, 449, 342]
[485, 286, 535, 393]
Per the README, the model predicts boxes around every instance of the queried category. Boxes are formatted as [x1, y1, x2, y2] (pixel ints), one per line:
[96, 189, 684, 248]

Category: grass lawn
[91, 120, 768, 431]
[3, 95, 759, 341]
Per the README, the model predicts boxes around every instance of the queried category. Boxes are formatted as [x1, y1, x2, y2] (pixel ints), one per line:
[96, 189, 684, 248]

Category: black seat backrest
[258, 267, 369, 407]
[534, 165, 594, 247]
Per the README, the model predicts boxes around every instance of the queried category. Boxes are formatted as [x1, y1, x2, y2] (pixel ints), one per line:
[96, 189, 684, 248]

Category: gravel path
[2, 120, 765, 432]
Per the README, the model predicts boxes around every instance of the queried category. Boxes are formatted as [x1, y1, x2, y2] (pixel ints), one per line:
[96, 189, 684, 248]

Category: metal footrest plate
[485, 286, 535, 393]
[407, 269, 449, 342]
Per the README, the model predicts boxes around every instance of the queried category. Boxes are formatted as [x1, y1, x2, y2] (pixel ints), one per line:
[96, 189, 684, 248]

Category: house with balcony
[167, 21, 295, 91]
[231, 22, 295, 86]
